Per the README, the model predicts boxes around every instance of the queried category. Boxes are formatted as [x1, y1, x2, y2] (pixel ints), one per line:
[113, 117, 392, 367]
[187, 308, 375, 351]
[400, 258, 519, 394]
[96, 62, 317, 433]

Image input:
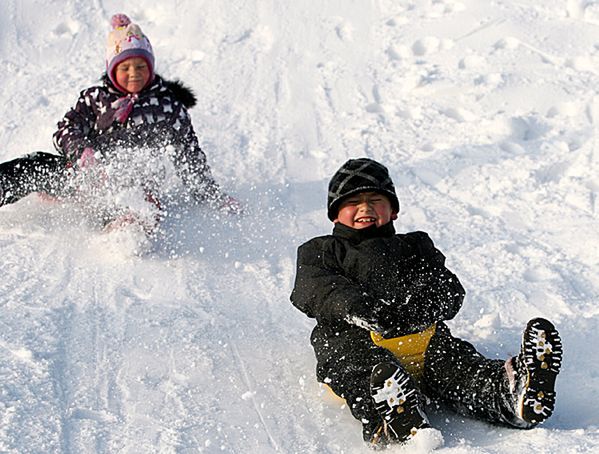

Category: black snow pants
[311, 321, 529, 440]
[0, 152, 68, 206]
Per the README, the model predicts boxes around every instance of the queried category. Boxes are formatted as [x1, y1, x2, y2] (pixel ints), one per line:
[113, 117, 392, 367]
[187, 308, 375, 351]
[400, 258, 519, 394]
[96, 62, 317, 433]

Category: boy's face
[115, 57, 151, 94]
[333, 192, 397, 229]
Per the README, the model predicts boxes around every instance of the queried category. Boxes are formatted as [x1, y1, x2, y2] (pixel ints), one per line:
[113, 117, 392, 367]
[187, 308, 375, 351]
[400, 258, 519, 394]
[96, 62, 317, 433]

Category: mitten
[78, 147, 97, 169]
[346, 299, 398, 334]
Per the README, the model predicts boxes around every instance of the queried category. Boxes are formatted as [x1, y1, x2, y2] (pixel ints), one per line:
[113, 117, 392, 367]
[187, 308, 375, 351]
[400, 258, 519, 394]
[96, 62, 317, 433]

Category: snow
[1, 0, 599, 452]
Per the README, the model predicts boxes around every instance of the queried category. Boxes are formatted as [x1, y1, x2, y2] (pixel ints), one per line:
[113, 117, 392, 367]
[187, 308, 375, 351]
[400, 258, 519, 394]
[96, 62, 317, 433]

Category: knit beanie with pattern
[105, 14, 155, 92]
[327, 158, 400, 221]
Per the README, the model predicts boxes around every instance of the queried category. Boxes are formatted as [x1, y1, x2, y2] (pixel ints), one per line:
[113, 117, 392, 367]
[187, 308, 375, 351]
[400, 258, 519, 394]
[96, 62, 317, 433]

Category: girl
[0, 14, 239, 228]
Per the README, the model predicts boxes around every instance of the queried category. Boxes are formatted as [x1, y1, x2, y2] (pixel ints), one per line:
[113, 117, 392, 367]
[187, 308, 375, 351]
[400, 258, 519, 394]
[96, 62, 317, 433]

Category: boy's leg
[423, 322, 518, 425]
[0, 152, 68, 206]
[310, 325, 399, 441]
[423, 321, 561, 428]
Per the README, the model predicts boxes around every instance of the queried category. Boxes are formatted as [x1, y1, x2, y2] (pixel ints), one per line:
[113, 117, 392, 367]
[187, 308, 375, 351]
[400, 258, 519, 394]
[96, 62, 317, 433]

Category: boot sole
[519, 318, 563, 424]
[370, 362, 429, 443]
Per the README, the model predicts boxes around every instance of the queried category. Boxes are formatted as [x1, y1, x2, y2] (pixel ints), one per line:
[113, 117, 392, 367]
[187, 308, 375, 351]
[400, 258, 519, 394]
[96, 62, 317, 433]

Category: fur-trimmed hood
[100, 73, 197, 108]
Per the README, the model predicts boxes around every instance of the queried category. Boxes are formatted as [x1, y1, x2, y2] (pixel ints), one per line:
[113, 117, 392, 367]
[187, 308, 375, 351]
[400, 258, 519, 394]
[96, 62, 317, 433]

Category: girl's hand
[78, 147, 97, 168]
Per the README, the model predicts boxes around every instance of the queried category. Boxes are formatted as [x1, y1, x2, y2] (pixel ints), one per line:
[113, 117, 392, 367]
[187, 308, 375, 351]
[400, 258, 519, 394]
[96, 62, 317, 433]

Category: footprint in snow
[567, 0, 599, 23]
[335, 21, 354, 41]
[412, 37, 454, 56]
[423, 0, 466, 18]
[52, 20, 80, 38]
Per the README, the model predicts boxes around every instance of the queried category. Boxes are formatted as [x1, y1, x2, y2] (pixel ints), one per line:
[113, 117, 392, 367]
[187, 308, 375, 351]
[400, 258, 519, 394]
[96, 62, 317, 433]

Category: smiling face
[114, 57, 151, 94]
[333, 191, 398, 229]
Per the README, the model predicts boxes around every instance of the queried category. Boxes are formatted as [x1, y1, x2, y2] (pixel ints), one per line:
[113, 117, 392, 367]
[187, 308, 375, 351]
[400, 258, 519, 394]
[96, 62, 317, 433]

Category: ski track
[2, 0, 599, 453]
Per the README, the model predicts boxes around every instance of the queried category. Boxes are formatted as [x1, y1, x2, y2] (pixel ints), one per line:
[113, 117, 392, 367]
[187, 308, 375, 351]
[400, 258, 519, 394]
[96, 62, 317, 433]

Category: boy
[290, 158, 562, 447]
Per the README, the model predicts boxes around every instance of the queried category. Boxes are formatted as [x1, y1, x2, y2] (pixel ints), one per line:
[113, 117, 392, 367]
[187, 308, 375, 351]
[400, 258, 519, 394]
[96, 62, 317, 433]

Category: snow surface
[1, 0, 599, 452]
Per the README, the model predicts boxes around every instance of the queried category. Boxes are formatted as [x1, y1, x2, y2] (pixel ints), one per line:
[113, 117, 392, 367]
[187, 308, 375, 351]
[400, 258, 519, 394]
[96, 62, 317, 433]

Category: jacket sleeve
[170, 105, 222, 204]
[405, 232, 465, 318]
[374, 232, 465, 336]
[290, 239, 397, 331]
[53, 89, 98, 163]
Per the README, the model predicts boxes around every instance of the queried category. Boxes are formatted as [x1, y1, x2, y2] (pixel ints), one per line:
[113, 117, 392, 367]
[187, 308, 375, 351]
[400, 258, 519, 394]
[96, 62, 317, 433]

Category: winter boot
[0, 173, 12, 207]
[507, 318, 563, 425]
[369, 362, 430, 447]
[0, 152, 68, 206]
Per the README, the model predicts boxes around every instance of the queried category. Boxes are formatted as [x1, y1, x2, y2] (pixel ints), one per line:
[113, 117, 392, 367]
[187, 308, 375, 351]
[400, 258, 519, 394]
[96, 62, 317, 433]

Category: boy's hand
[346, 314, 386, 333]
[346, 302, 397, 334]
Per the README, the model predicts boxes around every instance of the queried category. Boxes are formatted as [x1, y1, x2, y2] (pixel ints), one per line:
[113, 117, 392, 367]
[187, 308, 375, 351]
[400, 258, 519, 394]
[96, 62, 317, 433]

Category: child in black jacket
[290, 158, 563, 447]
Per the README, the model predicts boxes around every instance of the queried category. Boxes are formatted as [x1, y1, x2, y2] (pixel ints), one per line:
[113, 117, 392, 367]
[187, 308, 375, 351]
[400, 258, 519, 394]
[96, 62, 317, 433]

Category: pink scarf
[112, 93, 138, 123]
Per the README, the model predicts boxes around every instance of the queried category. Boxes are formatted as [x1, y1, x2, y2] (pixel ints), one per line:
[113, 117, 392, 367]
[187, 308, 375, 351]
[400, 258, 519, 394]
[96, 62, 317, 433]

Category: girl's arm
[170, 106, 223, 204]
[53, 88, 98, 164]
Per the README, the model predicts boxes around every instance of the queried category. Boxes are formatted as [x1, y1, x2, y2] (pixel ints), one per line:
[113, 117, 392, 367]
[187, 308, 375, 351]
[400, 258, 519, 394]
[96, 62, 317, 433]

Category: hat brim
[327, 186, 400, 221]
[107, 49, 155, 93]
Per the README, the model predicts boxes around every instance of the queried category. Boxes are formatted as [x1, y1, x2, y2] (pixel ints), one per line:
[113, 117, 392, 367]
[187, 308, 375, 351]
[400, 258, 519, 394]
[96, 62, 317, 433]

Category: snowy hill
[1, 0, 598, 452]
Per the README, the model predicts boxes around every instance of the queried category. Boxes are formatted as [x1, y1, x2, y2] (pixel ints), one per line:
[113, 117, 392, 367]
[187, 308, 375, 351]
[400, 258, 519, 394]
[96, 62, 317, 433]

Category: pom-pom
[111, 14, 131, 29]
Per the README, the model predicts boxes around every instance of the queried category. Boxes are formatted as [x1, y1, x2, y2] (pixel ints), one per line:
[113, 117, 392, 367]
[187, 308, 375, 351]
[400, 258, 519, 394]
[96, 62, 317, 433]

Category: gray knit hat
[327, 158, 400, 221]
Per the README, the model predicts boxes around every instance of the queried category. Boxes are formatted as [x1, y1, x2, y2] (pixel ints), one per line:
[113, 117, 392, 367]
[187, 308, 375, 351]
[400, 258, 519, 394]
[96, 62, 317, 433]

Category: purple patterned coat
[53, 75, 221, 203]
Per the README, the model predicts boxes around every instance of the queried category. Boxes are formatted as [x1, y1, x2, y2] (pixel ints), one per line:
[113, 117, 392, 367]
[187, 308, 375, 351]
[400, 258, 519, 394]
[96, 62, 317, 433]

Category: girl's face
[334, 192, 397, 229]
[114, 57, 151, 93]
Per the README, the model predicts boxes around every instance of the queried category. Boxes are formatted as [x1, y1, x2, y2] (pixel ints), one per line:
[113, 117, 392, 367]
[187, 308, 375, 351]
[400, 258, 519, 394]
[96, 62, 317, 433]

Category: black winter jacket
[291, 222, 465, 338]
[52, 75, 220, 202]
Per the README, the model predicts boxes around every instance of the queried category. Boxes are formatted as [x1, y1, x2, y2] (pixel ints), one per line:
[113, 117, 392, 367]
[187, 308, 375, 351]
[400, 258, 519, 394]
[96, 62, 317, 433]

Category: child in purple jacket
[0, 14, 239, 228]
